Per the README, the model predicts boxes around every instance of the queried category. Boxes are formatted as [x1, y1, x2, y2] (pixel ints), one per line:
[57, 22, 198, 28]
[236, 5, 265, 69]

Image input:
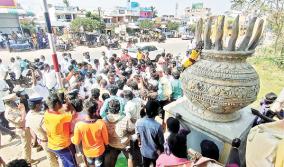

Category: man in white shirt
[105, 45, 113, 58]
[31, 69, 49, 100]
[124, 90, 142, 122]
[42, 64, 57, 90]
[9, 57, 21, 80]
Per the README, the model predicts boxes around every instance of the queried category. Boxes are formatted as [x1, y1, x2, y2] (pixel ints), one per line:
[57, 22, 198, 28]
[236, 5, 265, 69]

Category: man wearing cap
[3, 93, 38, 165]
[25, 97, 59, 167]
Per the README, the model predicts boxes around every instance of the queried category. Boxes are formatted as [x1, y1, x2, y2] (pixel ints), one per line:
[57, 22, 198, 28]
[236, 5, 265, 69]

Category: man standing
[0, 32, 4, 49]
[3, 93, 38, 165]
[25, 97, 59, 167]
[100, 85, 125, 118]
[135, 100, 164, 167]
[43, 93, 77, 167]
[0, 71, 10, 128]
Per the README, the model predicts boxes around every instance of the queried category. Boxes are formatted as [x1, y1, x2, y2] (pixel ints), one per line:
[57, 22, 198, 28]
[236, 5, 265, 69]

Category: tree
[70, 17, 101, 32]
[85, 11, 101, 21]
[20, 19, 36, 34]
[63, 0, 69, 7]
[166, 21, 180, 31]
[188, 23, 196, 33]
[150, 6, 158, 18]
[138, 20, 155, 30]
[232, 0, 284, 54]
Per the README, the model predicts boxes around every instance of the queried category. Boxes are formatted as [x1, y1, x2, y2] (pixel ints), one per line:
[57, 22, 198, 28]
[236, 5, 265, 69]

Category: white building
[184, 7, 211, 24]
[48, 4, 79, 27]
[0, 8, 34, 34]
[104, 6, 140, 24]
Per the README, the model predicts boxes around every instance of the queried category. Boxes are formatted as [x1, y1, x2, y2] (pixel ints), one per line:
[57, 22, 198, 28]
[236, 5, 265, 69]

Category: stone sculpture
[181, 16, 264, 122]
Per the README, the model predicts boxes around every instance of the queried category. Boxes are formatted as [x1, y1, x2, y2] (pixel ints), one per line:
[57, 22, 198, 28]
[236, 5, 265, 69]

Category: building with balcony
[48, 4, 79, 27]
[104, 6, 140, 24]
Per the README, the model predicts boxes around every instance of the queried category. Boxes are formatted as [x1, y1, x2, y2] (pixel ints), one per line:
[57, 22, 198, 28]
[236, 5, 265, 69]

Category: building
[47, 4, 80, 27]
[104, 6, 140, 24]
[0, 1, 34, 34]
[184, 6, 211, 24]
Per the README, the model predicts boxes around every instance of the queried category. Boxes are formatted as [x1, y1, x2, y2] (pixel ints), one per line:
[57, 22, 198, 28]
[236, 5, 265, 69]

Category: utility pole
[175, 2, 178, 18]
[41, 0, 63, 89]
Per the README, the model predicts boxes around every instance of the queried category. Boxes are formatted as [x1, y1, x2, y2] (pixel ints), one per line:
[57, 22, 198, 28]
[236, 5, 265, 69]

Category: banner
[140, 11, 153, 18]
[0, 0, 16, 8]
[192, 2, 203, 9]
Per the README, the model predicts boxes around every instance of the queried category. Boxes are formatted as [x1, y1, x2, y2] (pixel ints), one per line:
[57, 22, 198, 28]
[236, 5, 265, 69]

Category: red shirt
[120, 54, 131, 62]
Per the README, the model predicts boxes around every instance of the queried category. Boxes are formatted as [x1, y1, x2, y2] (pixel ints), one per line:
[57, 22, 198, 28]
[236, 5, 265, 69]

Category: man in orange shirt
[43, 93, 77, 167]
[71, 101, 109, 167]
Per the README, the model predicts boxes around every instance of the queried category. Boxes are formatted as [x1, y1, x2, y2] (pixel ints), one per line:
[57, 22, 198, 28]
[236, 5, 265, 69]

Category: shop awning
[0, 8, 34, 16]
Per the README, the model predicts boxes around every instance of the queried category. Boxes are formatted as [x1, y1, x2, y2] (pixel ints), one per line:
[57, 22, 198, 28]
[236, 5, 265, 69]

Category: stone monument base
[164, 97, 255, 165]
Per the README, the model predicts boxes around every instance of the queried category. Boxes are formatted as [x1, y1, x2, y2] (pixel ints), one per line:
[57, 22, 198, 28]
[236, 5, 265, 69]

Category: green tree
[138, 20, 155, 30]
[70, 17, 101, 32]
[20, 19, 36, 34]
[150, 6, 158, 18]
[232, 0, 284, 54]
[188, 23, 196, 33]
[166, 21, 180, 31]
[85, 11, 101, 21]
[63, 0, 69, 7]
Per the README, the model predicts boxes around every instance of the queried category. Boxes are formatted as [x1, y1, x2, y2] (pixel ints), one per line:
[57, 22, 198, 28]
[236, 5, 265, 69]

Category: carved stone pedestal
[164, 97, 255, 165]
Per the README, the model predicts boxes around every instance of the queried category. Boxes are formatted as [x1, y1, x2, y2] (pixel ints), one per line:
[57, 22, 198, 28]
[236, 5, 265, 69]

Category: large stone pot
[181, 50, 260, 122]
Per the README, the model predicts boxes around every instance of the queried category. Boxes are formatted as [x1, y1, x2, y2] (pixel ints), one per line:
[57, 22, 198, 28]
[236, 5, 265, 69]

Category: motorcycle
[109, 40, 121, 49]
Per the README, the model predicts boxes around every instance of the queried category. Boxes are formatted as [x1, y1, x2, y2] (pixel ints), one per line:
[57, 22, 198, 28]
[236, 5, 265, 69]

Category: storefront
[0, 8, 34, 34]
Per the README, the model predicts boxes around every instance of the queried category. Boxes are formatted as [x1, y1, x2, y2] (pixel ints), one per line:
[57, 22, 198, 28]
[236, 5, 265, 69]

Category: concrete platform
[164, 97, 256, 164]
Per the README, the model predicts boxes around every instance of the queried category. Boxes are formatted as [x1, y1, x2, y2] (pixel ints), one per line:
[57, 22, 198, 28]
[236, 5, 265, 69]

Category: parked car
[127, 43, 164, 61]
[181, 33, 194, 40]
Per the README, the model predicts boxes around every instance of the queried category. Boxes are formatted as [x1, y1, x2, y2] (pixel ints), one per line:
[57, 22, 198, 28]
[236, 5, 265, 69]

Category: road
[0, 38, 189, 65]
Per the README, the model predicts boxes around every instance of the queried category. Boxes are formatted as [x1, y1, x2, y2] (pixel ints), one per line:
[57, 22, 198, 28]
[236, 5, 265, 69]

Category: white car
[181, 34, 194, 40]
[127, 44, 164, 61]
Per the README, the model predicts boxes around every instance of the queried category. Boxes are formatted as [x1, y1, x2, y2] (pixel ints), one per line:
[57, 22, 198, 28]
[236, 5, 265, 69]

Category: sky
[18, 0, 232, 16]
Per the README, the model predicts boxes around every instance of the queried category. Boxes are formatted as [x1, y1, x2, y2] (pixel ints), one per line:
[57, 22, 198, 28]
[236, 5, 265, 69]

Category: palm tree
[63, 0, 70, 7]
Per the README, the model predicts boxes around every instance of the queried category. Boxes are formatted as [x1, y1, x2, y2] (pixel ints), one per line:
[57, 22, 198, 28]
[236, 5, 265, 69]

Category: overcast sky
[18, 0, 232, 16]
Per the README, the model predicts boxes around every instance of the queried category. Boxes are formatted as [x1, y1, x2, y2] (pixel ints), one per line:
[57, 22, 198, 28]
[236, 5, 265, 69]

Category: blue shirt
[171, 79, 183, 100]
[100, 95, 125, 118]
[135, 116, 164, 159]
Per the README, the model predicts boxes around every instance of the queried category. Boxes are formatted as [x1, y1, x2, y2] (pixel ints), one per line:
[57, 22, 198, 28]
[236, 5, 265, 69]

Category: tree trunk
[274, 35, 279, 54]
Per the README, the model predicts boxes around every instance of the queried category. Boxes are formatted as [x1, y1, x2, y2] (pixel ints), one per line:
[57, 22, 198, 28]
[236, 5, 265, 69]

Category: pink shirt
[71, 112, 88, 133]
[156, 153, 190, 167]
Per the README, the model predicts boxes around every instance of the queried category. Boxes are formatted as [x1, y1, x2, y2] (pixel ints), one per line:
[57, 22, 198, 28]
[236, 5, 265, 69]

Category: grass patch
[115, 156, 127, 167]
[248, 54, 284, 108]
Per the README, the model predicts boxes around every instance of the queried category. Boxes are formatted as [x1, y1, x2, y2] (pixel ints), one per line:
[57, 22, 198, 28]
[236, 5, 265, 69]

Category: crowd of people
[0, 43, 229, 167]
[2, 40, 282, 167]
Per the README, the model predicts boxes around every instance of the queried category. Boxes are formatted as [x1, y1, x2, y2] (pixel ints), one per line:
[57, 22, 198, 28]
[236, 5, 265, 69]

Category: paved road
[0, 38, 189, 65]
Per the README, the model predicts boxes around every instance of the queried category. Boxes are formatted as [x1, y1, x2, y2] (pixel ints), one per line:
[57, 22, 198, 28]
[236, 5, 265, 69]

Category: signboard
[119, 9, 125, 14]
[140, 11, 153, 18]
[0, 0, 16, 8]
[192, 2, 203, 9]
